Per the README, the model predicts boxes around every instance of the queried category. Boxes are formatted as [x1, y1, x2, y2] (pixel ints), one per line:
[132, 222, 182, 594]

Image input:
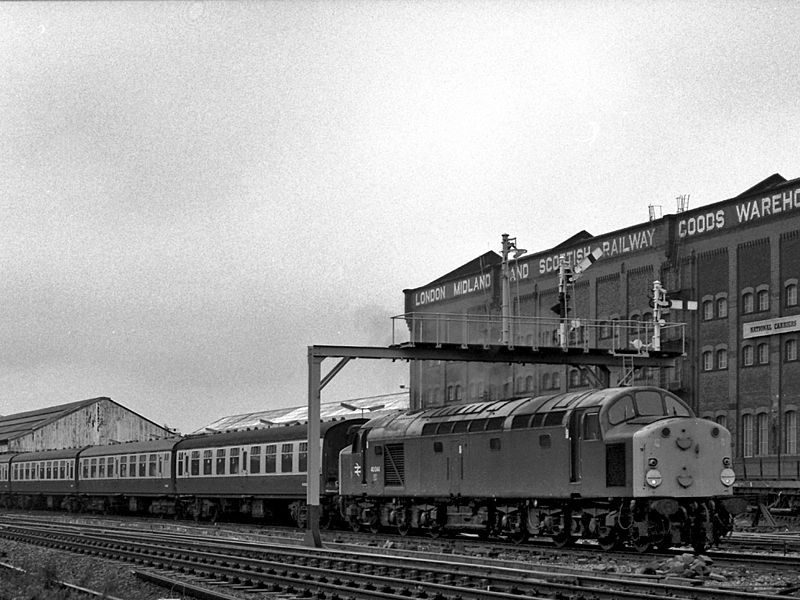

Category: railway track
[1, 514, 798, 600]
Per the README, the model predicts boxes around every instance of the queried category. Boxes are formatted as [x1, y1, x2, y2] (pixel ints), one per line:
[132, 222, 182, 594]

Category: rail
[391, 312, 686, 356]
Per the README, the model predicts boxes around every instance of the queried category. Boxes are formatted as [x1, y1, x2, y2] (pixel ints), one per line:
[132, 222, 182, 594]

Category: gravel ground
[0, 539, 168, 600]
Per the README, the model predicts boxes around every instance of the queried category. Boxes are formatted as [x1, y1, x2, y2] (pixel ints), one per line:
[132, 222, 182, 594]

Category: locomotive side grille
[383, 443, 405, 487]
[606, 443, 626, 487]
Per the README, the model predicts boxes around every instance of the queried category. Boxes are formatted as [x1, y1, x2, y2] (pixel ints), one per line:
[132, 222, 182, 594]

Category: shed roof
[194, 391, 409, 434]
[0, 398, 108, 443]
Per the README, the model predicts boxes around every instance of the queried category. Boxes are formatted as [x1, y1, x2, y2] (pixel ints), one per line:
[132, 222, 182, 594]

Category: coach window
[216, 449, 226, 475]
[138, 455, 147, 477]
[46, 461, 52, 479]
[202, 450, 212, 475]
[265, 445, 277, 473]
[742, 289, 754, 314]
[120, 456, 128, 478]
[250, 446, 261, 473]
[281, 443, 294, 473]
[148, 454, 157, 477]
[786, 280, 798, 307]
[189, 451, 199, 476]
[229, 448, 240, 475]
[89, 458, 97, 479]
[299, 442, 308, 472]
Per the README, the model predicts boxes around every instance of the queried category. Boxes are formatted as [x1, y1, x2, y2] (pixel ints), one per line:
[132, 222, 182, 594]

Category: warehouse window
[715, 414, 727, 428]
[757, 287, 770, 312]
[702, 299, 714, 321]
[716, 348, 728, 370]
[542, 373, 550, 390]
[757, 413, 769, 456]
[742, 290, 754, 314]
[250, 446, 261, 474]
[742, 345, 754, 366]
[716, 295, 728, 318]
[216, 449, 226, 475]
[786, 281, 798, 307]
[281, 443, 293, 473]
[786, 338, 798, 362]
[758, 343, 769, 364]
[264, 445, 276, 473]
[552, 372, 561, 389]
[742, 414, 754, 457]
[702, 351, 713, 371]
[785, 411, 798, 455]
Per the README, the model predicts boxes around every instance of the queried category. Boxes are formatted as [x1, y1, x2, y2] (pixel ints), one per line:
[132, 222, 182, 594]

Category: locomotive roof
[363, 387, 690, 436]
[80, 437, 181, 457]
[176, 418, 355, 449]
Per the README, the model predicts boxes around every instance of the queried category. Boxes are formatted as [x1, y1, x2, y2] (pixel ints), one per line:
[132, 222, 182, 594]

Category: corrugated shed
[0, 397, 174, 452]
[194, 391, 409, 434]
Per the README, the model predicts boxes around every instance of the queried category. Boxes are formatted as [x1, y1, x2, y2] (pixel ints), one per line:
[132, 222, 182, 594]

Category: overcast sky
[1, 1, 798, 433]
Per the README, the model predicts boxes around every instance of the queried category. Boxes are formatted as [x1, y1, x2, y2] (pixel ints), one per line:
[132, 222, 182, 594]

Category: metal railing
[391, 312, 686, 356]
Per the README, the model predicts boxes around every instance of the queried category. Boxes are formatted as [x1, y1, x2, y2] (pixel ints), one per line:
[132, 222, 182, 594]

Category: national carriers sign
[743, 316, 800, 339]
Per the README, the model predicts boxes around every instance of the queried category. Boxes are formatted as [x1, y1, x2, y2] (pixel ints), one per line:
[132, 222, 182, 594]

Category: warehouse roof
[0, 397, 108, 443]
[194, 391, 409, 434]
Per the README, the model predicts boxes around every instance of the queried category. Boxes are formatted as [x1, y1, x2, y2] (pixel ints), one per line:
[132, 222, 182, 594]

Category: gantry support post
[304, 349, 323, 548]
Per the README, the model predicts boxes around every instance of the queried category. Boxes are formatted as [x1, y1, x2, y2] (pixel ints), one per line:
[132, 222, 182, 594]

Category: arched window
[757, 343, 769, 364]
[742, 344, 754, 366]
[785, 411, 798, 455]
[702, 351, 713, 371]
[542, 373, 550, 390]
[455, 384, 463, 402]
[716, 348, 728, 370]
[742, 291, 754, 314]
[716, 295, 728, 318]
[569, 369, 581, 387]
[525, 375, 534, 392]
[786, 338, 798, 362]
[756, 413, 769, 455]
[702, 299, 714, 321]
[786, 282, 798, 307]
[715, 414, 727, 428]
[742, 413, 754, 457]
[757, 288, 770, 312]
[552, 372, 561, 389]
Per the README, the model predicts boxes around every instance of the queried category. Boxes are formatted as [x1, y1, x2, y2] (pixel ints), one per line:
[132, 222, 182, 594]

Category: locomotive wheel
[509, 527, 528, 545]
[397, 522, 410, 536]
[631, 531, 651, 553]
[552, 531, 574, 548]
[598, 531, 619, 551]
[429, 524, 443, 538]
[369, 517, 381, 534]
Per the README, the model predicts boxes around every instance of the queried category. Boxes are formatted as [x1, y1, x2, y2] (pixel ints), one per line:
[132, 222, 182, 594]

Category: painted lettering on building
[538, 228, 655, 275]
[414, 273, 492, 306]
[743, 316, 800, 339]
[678, 186, 800, 238]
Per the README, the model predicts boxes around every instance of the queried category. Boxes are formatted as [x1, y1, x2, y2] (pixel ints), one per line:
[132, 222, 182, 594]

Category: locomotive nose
[676, 432, 693, 450]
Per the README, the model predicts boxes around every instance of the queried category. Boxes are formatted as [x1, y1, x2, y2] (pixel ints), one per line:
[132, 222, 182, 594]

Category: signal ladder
[618, 355, 636, 386]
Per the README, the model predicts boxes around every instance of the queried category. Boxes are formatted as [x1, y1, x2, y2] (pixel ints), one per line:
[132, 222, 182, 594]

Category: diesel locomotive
[339, 386, 743, 552]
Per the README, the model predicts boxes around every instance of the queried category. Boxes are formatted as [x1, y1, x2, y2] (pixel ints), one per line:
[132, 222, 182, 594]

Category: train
[0, 386, 744, 552]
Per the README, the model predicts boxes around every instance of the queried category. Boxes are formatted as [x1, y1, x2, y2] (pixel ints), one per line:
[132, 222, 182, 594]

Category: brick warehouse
[403, 173, 800, 488]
